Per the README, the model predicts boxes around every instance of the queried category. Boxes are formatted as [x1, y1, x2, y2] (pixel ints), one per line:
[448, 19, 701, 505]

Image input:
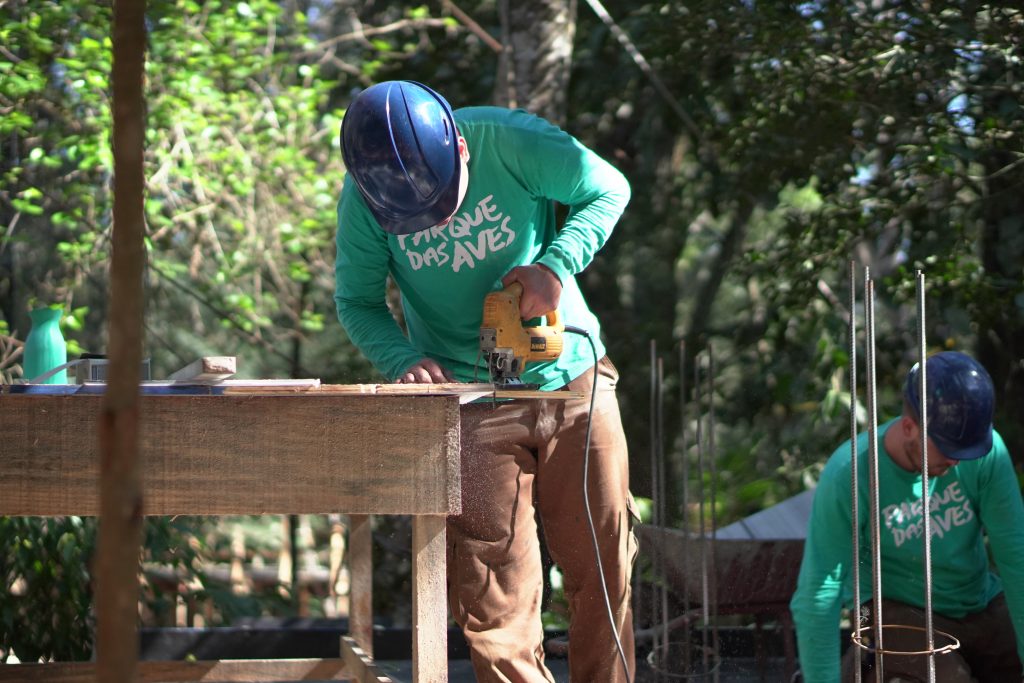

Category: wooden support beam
[0, 658, 349, 682]
[101, 0, 148, 680]
[0, 394, 461, 516]
[341, 637, 394, 683]
[412, 515, 448, 683]
[348, 514, 374, 657]
[167, 356, 237, 382]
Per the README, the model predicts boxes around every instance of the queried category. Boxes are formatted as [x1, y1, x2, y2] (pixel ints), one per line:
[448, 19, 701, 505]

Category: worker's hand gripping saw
[479, 281, 565, 386]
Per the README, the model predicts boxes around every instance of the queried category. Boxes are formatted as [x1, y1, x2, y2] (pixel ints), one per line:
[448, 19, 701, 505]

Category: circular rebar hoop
[851, 624, 961, 657]
[646, 641, 722, 681]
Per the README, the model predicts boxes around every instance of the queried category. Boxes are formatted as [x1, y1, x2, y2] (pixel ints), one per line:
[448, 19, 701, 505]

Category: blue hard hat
[904, 351, 995, 461]
[340, 81, 461, 235]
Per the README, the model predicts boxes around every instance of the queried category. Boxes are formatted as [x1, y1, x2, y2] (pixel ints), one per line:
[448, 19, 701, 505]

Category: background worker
[790, 351, 1024, 682]
[334, 80, 637, 682]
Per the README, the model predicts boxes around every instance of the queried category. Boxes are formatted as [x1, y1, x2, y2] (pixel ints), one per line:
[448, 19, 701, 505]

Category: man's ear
[901, 415, 919, 439]
[458, 135, 470, 163]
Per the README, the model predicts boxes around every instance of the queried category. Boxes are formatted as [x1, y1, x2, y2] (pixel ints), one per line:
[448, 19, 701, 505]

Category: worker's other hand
[502, 264, 562, 320]
[395, 358, 454, 384]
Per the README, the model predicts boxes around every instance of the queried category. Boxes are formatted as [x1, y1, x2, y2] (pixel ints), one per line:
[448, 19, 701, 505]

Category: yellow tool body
[479, 282, 564, 384]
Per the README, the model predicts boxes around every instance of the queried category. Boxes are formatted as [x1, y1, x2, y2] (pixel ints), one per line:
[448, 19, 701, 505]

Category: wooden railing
[0, 392, 461, 682]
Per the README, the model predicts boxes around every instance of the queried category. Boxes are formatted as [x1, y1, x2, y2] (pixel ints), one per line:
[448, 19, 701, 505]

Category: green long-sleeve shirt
[790, 419, 1024, 682]
[334, 106, 629, 387]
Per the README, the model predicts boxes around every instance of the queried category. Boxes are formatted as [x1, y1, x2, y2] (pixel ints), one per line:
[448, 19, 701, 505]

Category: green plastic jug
[23, 306, 68, 384]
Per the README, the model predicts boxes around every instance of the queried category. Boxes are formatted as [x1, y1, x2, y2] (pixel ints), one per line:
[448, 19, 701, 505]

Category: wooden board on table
[166, 356, 237, 382]
[0, 658, 349, 682]
[0, 394, 460, 517]
[223, 382, 584, 402]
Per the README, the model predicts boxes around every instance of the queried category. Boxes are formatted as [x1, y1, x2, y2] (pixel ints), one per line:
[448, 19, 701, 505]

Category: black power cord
[564, 324, 632, 683]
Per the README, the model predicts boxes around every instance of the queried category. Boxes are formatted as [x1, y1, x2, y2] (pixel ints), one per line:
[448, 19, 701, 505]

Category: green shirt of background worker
[334, 81, 637, 682]
[790, 351, 1024, 682]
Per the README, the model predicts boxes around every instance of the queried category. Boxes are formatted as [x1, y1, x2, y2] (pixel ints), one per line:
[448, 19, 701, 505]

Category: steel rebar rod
[917, 271, 936, 683]
[679, 342, 692, 673]
[849, 261, 863, 683]
[657, 357, 669, 670]
[695, 353, 710, 673]
[648, 340, 661, 680]
[632, 334, 642, 666]
[865, 273, 885, 682]
[707, 344, 721, 681]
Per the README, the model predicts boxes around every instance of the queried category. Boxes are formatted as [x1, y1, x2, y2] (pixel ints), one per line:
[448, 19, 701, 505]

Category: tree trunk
[975, 18, 1024, 462]
[978, 146, 1024, 462]
[494, 0, 577, 125]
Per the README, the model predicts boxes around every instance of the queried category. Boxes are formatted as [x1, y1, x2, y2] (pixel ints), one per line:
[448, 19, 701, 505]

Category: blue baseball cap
[904, 351, 995, 461]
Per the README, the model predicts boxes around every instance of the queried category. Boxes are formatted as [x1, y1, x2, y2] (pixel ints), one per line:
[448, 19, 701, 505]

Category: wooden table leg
[349, 514, 374, 657]
[412, 514, 448, 682]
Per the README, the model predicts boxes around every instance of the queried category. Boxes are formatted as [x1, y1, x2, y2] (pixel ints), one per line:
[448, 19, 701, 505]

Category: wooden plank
[167, 356, 237, 382]
[0, 394, 461, 516]
[412, 515, 448, 683]
[223, 382, 584, 402]
[0, 658, 349, 682]
[341, 637, 394, 683]
[348, 514, 374, 657]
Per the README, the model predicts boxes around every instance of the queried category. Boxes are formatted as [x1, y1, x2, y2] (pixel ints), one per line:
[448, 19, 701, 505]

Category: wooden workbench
[0, 391, 463, 682]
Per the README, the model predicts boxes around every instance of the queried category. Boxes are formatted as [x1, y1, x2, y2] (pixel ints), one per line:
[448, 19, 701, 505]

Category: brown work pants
[448, 356, 638, 683]
[841, 595, 1022, 682]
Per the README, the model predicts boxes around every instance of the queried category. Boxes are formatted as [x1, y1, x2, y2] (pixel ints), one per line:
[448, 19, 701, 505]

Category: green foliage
[139, 0, 371, 380]
[632, 496, 653, 524]
[0, 0, 114, 326]
[140, 516, 304, 629]
[0, 517, 96, 661]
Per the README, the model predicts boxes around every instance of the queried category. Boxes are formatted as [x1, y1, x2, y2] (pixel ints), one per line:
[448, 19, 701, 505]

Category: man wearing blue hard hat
[791, 351, 1024, 682]
[334, 81, 635, 682]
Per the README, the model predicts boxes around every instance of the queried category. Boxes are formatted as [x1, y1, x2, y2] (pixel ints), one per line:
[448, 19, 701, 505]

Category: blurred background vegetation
[1, 0, 1021, 661]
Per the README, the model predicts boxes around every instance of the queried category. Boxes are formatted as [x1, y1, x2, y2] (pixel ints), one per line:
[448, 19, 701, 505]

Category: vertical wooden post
[97, 0, 147, 681]
[230, 524, 250, 595]
[327, 514, 347, 617]
[278, 515, 294, 598]
[412, 515, 448, 683]
[349, 514, 374, 656]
